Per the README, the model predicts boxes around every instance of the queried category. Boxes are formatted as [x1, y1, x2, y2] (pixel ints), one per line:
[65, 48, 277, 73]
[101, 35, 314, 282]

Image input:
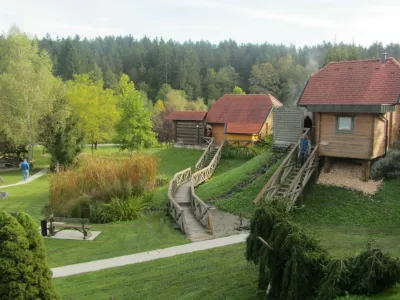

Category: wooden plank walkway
[175, 182, 213, 242]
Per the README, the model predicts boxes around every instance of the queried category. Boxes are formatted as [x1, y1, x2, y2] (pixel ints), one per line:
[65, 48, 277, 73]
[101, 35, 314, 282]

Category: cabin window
[336, 116, 354, 134]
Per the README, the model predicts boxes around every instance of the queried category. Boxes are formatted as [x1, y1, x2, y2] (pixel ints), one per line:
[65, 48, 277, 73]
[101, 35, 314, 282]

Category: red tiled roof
[164, 111, 207, 121]
[206, 94, 282, 134]
[225, 123, 263, 135]
[298, 57, 400, 105]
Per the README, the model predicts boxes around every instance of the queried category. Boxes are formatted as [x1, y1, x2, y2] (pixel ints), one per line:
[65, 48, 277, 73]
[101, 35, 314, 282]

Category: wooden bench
[48, 216, 92, 240]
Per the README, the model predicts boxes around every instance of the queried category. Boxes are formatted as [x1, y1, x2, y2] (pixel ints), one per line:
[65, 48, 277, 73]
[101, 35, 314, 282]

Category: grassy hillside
[196, 151, 278, 201]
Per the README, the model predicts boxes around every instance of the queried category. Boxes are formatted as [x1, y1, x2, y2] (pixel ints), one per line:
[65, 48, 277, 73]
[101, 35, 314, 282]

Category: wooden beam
[362, 160, 371, 182]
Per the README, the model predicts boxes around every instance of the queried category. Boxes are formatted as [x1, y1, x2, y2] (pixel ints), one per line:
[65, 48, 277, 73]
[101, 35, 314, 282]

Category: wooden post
[362, 160, 371, 182]
[173, 121, 177, 143]
[324, 156, 332, 173]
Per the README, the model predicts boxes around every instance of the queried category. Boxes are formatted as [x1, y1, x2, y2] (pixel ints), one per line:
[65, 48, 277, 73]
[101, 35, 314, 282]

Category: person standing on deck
[20, 159, 30, 182]
[298, 134, 310, 167]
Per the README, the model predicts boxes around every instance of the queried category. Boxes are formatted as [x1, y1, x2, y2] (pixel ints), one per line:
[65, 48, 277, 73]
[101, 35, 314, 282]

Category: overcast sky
[1, 0, 399, 46]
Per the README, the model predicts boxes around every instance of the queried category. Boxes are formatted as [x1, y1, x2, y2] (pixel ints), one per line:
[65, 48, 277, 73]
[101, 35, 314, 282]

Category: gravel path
[317, 161, 382, 195]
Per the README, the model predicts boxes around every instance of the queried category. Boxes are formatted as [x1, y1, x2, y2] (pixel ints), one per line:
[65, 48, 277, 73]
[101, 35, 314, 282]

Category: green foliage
[247, 200, 400, 300]
[0, 211, 59, 299]
[0, 26, 60, 151]
[156, 83, 173, 102]
[205, 66, 238, 101]
[16, 213, 60, 300]
[249, 62, 280, 95]
[371, 150, 400, 180]
[222, 145, 259, 160]
[115, 74, 157, 151]
[66, 73, 119, 145]
[89, 196, 149, 223]
[232, 85, 245, 94]
[39, 97, 84, 170]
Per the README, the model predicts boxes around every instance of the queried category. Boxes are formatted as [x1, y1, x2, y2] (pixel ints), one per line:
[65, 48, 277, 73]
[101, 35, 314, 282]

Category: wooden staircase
[253, 129, 319, 208]
[205, 148, 219, 165]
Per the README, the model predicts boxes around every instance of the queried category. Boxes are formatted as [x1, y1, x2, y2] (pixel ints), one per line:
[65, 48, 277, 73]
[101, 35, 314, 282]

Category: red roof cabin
[206, 94, 282, 146]
[164, 94, 283, 147]
[297, 55, 400, 179]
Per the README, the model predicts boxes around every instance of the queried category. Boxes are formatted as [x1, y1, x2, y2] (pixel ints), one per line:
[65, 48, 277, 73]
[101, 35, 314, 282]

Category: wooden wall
[318, 113, 374, 159]
[175, 121, 204, 145]
[389, 106, 400, 146]
[259, 112, 273, 137]
[210, 124, 225, 145]
[273, 106, 304, 145]
[225, 133, 257, 141]
[373, 116, 386, 158]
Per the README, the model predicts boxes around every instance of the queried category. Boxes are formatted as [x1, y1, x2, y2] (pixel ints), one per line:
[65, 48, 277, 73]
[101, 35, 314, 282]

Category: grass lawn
[294, 179, 400, 258]
[0, 169, 41, 186]
[196, 151, 276, 201]
[45, 211, 188, 268]
[0, 175, 49, 220]
[54, 243, 258, 300]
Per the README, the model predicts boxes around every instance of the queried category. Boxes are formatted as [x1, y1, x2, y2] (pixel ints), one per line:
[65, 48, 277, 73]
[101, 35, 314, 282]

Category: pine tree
[16, 213, 60, 300]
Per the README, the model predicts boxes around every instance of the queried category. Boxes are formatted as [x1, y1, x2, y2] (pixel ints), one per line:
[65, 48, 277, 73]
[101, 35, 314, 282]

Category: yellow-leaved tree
[66, 74, 119, 151]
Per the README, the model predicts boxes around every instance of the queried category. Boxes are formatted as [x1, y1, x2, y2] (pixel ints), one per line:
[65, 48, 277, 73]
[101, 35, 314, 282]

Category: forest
[2, 25, 400, 167]
[38, 34, 400, 105]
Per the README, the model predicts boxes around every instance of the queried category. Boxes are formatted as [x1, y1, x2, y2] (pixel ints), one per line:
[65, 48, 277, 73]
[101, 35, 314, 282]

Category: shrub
[371, 150, 400, 180]
[222, 145, 259, 160]
[16, 213, 59, 300]
[89, 196, 149, 223]
[0, 211, 59, 300]
[49, 154, 158, 217]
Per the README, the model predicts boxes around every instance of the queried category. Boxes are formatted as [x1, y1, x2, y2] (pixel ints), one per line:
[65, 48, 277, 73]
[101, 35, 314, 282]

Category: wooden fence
[167, 168, 192, 234]
[226, 139, 254, 147]
[253, 128, 311, 205]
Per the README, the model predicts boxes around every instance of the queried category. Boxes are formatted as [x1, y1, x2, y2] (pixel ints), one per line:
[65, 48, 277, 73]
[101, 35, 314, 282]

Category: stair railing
[195, 138, 215, 172]
[285, 145, 319, 205]
[253, 128, 310, 204]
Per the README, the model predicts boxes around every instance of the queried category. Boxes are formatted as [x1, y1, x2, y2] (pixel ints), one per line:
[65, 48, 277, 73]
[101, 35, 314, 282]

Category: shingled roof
[164, 111, 207, 121]
[298, 57, 400, 106]
[206, 94, 282, 134]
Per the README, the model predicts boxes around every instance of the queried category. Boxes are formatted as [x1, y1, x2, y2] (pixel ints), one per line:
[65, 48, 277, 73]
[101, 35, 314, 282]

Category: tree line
[37, 33, 400, 104]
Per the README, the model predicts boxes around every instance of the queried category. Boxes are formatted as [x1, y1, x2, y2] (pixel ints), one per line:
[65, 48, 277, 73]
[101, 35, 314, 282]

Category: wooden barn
[164, 111, 207, 146]
[298, 56, 400, 179]
[206, 94, 283, 146]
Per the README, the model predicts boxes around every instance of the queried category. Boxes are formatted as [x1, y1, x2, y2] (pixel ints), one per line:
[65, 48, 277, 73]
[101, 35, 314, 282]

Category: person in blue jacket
[20, 158, 30, 182]
[298, 134, 310, 167]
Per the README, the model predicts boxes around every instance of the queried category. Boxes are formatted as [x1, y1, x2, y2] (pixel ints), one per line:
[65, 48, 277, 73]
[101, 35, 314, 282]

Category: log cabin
[297, 55, 400, 180]
[164, 111, 207, 146]
[206, 94, 283, 146]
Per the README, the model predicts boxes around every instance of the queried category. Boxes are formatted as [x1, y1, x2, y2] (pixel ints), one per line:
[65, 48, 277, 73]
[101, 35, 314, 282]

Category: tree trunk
[91, 142, 94, 154]
[56, 160, 60, 173]
[95, 141, 98, 150]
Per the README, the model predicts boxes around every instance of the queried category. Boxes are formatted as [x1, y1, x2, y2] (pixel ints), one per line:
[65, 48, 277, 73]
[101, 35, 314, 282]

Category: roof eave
[301, 104, 396, 113]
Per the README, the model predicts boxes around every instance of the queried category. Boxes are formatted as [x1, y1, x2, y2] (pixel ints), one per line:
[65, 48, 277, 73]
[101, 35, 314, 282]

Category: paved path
[0, 168, 48, 189]
[52, 233, 248, 278]
[175, 182, 213, 242]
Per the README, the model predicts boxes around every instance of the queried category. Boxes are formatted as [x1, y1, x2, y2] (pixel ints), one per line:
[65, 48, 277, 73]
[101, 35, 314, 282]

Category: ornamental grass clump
[49, 154, 158, 218]
[246, 198, 400, 300]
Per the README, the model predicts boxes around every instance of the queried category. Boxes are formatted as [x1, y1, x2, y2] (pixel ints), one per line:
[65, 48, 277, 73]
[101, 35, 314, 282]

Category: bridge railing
[253, 128, 310, 204]
[167, 167, 192, 234]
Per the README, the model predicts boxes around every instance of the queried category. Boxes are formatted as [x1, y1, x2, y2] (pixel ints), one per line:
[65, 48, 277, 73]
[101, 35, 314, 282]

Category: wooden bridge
[167, 138, 226, 241]
[253, 128, 319, 208]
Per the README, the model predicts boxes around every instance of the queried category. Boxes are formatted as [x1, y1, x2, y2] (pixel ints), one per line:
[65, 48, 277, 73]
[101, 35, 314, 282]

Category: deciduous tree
[115, 74, 157, 151]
